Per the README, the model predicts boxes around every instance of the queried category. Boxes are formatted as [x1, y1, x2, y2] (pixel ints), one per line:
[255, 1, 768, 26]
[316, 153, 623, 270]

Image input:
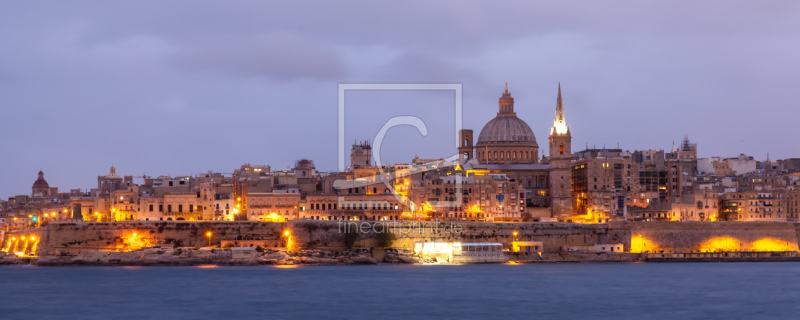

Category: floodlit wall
[3, 220, 800, 256]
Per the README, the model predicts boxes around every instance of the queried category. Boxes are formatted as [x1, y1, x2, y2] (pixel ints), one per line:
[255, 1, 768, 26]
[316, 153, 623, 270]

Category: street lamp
[206, 232, 212, 247]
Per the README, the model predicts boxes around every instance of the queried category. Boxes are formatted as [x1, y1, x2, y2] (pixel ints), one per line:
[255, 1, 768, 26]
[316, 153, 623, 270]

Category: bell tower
[458, 129, 474, 161]
[548, 83, 573, 218]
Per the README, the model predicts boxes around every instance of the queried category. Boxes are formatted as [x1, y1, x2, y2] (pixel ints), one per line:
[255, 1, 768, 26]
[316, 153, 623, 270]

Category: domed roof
[475, 84, 538, 147]
[476, 116, 537, 147]
[295, 159, 314, 170]
[105, 165, 120, 179]
[32, 170, 49, 187]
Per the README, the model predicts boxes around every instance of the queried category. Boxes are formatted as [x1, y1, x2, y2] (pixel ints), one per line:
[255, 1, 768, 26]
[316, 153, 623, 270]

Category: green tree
[376, 230, 395, 248]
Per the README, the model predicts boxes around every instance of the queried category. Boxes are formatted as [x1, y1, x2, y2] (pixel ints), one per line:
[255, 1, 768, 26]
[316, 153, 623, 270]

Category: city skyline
[3, 1, 800, 197]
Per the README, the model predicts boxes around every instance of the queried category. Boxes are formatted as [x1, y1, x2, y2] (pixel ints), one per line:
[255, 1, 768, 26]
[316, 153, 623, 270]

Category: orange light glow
[751, 238, 794, 252]
[699, 237, 739, 252]
[630, 235, 659, 253]
[274, 265, 298, 268]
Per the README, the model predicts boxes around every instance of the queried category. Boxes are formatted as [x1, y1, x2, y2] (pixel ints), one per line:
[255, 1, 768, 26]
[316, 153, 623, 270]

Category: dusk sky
[1, 1, 799, 198]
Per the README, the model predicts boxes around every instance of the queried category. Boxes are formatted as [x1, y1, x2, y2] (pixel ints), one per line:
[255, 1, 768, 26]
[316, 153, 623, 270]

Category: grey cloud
[169, 33, 346, 81]
[1, 1, 800, 198]
[373, 53, 485, 84]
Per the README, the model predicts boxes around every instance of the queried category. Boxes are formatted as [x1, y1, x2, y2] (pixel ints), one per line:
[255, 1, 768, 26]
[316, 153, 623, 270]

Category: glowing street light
[206, 232, 212, 247]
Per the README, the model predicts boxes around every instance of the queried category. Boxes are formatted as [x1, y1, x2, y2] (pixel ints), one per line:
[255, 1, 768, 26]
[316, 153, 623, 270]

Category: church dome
[32, 170, 49, 187]
[476, 116, 537, 147]
[475, 84, 538, 148]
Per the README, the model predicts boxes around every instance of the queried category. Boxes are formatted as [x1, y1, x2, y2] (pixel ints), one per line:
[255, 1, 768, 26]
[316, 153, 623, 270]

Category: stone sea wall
[3, 221, 287, 256]
[2, 220, 800, 256]
[290, 220, 608, 252]
[615, 221, 800, 253]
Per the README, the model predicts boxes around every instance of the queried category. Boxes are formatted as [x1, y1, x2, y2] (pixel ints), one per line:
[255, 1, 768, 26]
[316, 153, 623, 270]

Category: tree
[376, 230, 395, 248]
[343, 228, 359, 249]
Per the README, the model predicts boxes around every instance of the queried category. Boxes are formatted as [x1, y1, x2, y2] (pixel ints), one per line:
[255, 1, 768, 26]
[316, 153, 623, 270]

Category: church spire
[552, 82, 568, 135]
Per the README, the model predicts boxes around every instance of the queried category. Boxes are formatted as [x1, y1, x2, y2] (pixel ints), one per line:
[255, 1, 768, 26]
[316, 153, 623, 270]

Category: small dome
[296, 159, 314, 170]
[476, 116, 538, 147]
[106, 165, 120, 178]
[33, 170, 49, 187]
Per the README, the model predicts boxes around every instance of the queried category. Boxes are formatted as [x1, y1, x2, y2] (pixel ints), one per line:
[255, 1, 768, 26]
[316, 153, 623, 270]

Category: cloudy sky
[1, 1, 799, 197]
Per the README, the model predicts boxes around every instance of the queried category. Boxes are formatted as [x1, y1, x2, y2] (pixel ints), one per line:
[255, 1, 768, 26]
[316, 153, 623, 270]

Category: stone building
[301, 194, 403, 221]
[722, 190, 790, 222]
[461, 84, 571, 219]
[247, 192, 301, 221]
[571, 152, 640, 222]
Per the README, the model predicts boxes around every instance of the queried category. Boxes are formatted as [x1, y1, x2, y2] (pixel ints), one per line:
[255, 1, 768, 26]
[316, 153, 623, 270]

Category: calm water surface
[1, 262, 799, 319]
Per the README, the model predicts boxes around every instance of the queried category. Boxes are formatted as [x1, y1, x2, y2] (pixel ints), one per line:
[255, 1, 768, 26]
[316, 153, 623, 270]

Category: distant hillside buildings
[3, 83, 800, 232]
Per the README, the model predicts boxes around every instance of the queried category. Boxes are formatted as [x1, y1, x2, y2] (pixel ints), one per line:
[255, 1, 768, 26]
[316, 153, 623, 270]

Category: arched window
[493, 151, 497, 159]
[506, 151, 510, 159]
[560, 143, 564, 155]
[513, 151, 516, 159]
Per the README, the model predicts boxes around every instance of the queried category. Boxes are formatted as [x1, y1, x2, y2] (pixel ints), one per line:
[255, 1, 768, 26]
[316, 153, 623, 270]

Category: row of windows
[307, 203, 398, 210]
[306, 215, 401, 221]
[148, 204, 194, 213]
[478, 150, 535, 161]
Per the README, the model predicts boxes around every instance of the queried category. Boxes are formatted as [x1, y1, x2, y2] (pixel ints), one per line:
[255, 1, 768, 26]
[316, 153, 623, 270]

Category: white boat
[413, 241, 508, 264]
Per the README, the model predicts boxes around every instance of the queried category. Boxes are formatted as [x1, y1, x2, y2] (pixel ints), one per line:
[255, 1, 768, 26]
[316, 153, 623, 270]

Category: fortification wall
[3, 221, 800, 256]
[617, 221, 800, 253]
[289, 220, 607, 252]
[3, 221, 287, 256]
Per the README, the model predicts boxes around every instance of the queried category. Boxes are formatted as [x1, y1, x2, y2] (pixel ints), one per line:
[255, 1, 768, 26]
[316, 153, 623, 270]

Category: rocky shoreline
[0, 248, 423, 267]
